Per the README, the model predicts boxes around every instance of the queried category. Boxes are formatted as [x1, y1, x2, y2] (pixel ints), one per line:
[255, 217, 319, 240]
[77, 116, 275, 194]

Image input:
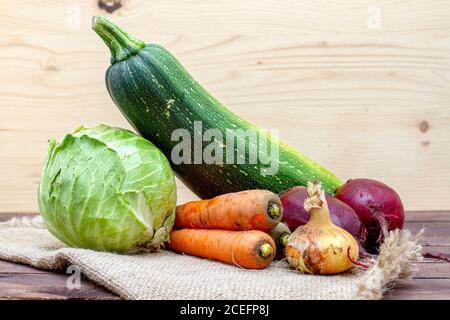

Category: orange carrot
[175, 190, 282, 232]
[167, 229, 276, 269]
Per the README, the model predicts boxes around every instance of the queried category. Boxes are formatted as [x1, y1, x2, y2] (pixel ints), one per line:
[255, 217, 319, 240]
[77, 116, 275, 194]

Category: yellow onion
[285, 181, 359, 275]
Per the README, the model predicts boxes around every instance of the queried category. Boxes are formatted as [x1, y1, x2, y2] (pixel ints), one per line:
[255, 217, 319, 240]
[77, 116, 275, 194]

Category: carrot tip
[267, 202, 281, 219]
[259, 242, 274, 258]
[280, 233, 290, 247]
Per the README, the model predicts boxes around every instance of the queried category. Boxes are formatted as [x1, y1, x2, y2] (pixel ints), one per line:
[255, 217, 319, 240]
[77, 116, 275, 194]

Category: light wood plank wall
[1, 0, 449, 213]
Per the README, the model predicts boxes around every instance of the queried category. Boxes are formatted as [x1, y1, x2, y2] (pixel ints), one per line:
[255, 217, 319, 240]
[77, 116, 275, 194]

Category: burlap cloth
[0, 216, 422, 300]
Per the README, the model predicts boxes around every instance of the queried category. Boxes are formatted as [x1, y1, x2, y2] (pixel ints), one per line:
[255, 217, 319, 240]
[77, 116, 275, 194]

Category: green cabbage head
[38, 125, 177, 252]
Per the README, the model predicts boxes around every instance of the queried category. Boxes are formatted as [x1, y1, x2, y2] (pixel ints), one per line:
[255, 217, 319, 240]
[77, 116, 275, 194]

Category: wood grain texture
[0, 273, 118, 300]
[0, 260, 47, 274]
[1, 0, 450, 213]
[384, 279, 450, 300]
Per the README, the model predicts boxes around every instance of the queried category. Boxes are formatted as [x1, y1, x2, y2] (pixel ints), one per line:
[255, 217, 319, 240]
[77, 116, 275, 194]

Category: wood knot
[419, 120, 429, 133]
[98, 0, 122, 14]
[42, 59, 60, 72]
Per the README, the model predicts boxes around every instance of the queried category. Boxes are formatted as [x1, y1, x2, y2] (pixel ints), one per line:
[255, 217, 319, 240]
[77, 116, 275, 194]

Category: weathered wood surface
[1, 0, 450, 213]
[0, 268, 117, 300]
[0, 211, 449, 300]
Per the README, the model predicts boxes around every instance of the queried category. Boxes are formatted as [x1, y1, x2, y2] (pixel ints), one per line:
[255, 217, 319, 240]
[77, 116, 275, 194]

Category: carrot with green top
[167, 229, 276, 269]
[175, 190, 282, 232]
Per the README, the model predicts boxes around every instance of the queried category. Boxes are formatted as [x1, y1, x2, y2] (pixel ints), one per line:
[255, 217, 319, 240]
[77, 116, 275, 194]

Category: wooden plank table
[1, 212, 449, 300]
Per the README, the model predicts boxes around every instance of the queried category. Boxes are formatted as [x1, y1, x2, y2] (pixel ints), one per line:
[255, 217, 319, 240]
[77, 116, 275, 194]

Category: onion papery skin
[285, 223, 359, 275]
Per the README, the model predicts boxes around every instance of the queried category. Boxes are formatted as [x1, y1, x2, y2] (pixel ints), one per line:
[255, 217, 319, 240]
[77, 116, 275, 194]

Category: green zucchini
[92, 16, 342, 198]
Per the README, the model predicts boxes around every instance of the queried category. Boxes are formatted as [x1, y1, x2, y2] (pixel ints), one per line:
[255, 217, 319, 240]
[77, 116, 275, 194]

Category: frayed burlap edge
[355, 228, 424, 299]
[0, 216, 424, 300]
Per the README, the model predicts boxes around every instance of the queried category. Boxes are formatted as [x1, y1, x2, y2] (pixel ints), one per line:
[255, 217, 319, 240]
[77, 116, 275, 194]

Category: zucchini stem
[92, 16, 145, 64]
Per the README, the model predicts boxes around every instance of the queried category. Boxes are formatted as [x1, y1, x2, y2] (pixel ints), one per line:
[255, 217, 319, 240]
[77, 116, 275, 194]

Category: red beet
[279, 186, 367, 246]
[334, 178, 404, 253]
